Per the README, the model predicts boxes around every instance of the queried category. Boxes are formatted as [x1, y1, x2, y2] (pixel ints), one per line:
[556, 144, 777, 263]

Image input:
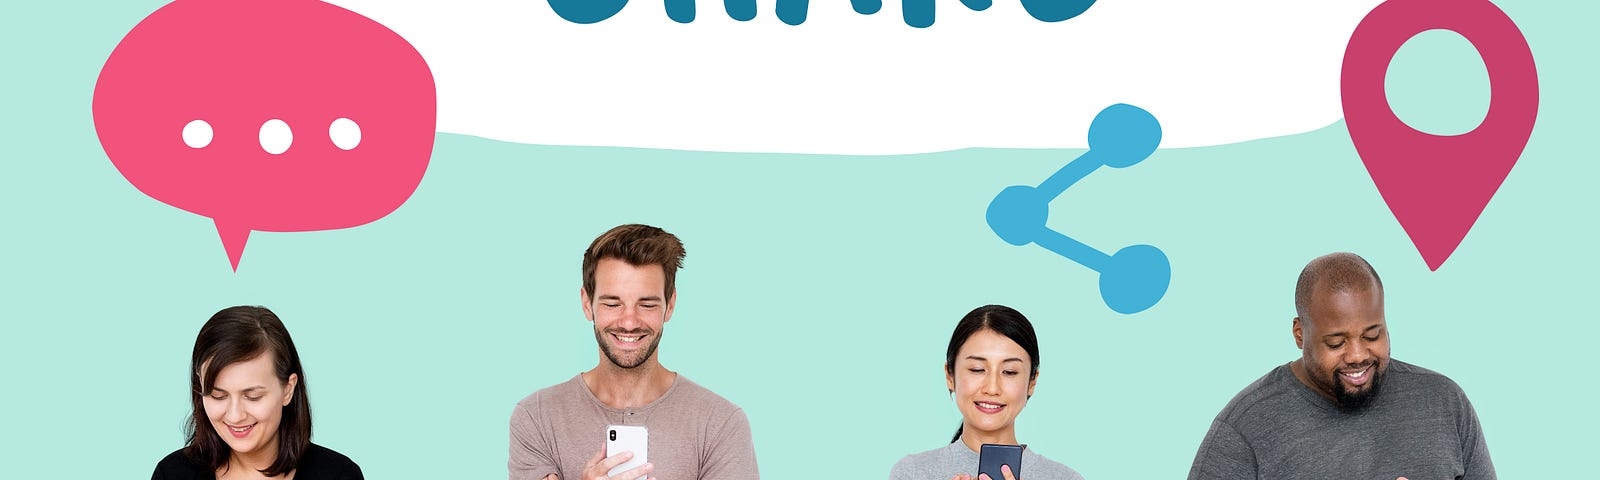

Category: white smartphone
[605, 425, 649, 477]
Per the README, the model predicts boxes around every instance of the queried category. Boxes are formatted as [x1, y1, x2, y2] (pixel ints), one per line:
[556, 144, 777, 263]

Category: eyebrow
[596, 294, 663, 302]
[1322, 324, 1384, 340]
[964, 355, 1026, 364]
[210, 386, 268, 394]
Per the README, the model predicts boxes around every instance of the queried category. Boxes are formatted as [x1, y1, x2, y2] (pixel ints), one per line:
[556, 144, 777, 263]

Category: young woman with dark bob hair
[151, 306, 362, 480]
[889, 305, 1085, 480]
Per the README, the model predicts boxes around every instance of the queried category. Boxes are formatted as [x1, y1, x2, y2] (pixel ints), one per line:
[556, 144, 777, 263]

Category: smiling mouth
[611, 332, 646, 346]
[226, 423, 255, 438]
[1339, 364, 1373, 386]
[975, 401, 1006, 414]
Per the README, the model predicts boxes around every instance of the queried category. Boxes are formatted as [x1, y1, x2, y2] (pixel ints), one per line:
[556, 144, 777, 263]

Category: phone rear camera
[609, 430, 617, 441]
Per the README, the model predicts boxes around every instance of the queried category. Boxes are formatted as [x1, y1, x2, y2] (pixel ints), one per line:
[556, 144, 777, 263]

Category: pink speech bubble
[1342, 0, 1537, 271]
[93, 0, 436, 271]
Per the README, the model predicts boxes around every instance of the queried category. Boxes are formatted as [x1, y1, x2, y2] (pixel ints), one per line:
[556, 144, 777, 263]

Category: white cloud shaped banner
[331, 0, 1382, 154]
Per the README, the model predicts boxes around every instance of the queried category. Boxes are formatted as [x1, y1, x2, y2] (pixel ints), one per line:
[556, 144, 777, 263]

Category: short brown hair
[582, 224, 686, 301]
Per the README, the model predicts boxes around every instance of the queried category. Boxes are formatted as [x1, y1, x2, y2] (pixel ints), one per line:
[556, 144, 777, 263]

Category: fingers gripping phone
[979, 444, 1024, 480]
[606, 425, 649, 477]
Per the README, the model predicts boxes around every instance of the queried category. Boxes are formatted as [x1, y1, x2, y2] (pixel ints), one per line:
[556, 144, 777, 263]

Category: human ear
[663, 290, 677, 323]
[1027, 368, 1039, 398]
[580, 288, 594, 322]
[282, 373, 299, 407]
[1292, 317, 1306, 349]
[945, 363, 955, 394]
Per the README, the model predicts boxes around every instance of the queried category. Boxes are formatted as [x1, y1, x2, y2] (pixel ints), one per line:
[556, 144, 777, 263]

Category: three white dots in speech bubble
[180, 118, 362, 153]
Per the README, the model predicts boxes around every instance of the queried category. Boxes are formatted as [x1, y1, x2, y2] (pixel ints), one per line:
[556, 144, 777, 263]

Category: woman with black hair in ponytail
[889, 305, 1084, 480]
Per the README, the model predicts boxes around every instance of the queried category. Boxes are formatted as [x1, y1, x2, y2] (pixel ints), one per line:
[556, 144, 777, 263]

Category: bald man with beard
[1188, 252, 1494, 480]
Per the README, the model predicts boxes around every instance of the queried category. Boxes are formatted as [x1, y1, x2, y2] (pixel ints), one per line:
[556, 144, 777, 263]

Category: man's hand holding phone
[579, 444, 653, 480]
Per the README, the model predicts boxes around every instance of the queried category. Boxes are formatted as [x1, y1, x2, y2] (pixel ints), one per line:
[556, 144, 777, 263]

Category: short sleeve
[1188, 419, 1258, 480]
[1456, 387, 1496, 480]
[699, 407, 760, 480]
[510, 395, 561, 480]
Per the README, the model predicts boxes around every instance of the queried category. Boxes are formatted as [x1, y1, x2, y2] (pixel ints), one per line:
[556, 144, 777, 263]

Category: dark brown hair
[945, 304, 1041, 443]
[183, 306, 311, 476]
[582, 224, 686, 301]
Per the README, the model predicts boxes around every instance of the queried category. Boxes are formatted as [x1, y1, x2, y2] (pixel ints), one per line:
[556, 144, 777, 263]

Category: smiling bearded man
[1187, 252, 1495, 480]
[509, 224, 759, 480]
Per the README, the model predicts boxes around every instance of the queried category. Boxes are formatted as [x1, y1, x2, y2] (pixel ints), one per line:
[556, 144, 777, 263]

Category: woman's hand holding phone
[990, 464, 1020, 480]
[948, 464, 1021, 480]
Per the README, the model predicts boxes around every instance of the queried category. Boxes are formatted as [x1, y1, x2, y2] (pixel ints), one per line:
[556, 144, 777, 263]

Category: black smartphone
[978, 443, 1024, 479]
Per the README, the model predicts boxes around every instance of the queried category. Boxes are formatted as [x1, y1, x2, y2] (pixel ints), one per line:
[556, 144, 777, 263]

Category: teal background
[2, 1, 1594, 478]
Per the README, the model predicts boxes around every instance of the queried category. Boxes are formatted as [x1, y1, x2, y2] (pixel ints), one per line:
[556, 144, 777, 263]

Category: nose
[981, 370, 1002, 395]
[224, 397, 247, 424]
[615, 305, 646, 330]
[1343, 341, 1373, 366]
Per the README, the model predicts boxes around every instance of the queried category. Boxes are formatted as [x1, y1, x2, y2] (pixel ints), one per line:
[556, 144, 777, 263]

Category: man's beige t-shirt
[509, 374, 758, 480]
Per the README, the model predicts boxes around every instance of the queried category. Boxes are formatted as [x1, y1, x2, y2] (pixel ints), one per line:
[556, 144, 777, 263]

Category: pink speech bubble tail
[214, 219, 251, 272]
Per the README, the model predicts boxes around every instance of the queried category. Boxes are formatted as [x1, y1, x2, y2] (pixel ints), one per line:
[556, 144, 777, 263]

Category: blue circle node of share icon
[1100, 245, 1171, 314]
[1089, 104, 1162, 168]
[986, 186, 1050, 246]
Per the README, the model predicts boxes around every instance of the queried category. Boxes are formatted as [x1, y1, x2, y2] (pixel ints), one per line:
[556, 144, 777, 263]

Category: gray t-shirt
[509, 374, 759, 480]
[1188, 359, 1493, 480]
[890, 441, 1085, 480]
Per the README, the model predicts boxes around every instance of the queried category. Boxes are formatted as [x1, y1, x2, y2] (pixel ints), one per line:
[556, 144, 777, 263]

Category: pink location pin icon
[1342, 0, 1538, 270]
[93, 0, 436, 271]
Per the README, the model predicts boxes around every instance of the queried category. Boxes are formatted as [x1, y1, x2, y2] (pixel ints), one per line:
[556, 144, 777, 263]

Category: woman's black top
[151, 443, 362, 480]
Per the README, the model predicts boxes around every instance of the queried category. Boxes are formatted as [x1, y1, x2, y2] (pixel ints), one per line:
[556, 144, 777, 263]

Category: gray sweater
[890, 441, 1085, 479]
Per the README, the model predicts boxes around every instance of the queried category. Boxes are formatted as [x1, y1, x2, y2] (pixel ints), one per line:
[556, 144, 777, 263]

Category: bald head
[1294, 252, 1383, 321]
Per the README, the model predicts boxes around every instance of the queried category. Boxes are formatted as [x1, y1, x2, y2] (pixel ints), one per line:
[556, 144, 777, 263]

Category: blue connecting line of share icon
[986, 103, 1169, 314]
